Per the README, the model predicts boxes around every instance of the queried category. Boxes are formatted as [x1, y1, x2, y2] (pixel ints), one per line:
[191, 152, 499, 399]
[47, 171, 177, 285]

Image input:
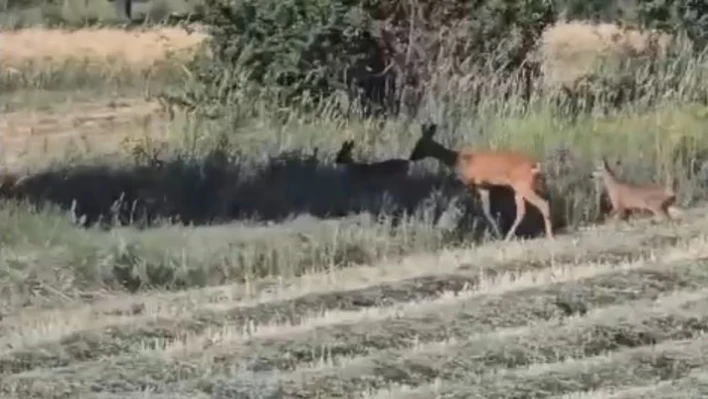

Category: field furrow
[607, 367, 708, 398]
[545, 366, 708, 399]
[4, 257, 708, 398]
[390, 334, 708, 399]
[177, 255, 704, 373]
[232, 261, 708, 398]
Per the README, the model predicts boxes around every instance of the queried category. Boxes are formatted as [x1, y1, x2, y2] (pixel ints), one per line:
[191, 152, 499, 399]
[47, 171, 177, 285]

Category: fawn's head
[335, 141, 355, 164]
[591, 157, 619, 180]
[409, 123, 438, 161]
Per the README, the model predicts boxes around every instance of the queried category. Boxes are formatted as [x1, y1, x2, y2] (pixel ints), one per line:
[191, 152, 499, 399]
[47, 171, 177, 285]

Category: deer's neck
[427, 141, 459, 168]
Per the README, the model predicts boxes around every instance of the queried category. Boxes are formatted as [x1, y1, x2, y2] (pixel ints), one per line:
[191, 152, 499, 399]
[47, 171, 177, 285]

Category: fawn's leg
[521, 189, 553, 239]
[617, 208, 629, 221]
[505, 192, 526, 241]
[651, 203, 673, 223]
[477, 187, 503, 239]
[608, 206, 627, 222]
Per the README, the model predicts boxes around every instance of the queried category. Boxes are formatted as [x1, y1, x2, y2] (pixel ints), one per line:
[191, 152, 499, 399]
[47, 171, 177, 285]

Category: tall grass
[2, 21, 708, 301]
[151, 24, 708, 229]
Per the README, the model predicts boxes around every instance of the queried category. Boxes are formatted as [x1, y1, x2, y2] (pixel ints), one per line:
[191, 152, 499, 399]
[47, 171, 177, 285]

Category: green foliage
[170, 0, 560, 118]
[465, 0, 557, 68]
[637, 0, 708, 48]
[173, 0, 376, 117]
[557, 0, 626, 21]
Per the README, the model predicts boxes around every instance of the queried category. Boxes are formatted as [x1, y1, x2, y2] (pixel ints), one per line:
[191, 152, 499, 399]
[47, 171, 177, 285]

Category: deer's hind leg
[505, 192, 527, 241]
[519, 189, 553, 239]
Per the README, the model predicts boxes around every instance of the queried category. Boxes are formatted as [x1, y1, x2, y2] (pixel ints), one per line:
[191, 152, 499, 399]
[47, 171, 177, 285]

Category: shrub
[165, 0, 559, 119]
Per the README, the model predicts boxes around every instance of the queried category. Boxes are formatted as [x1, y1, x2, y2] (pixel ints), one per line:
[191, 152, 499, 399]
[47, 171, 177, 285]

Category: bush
[637, 0, 708, 50]
[166, 0, 559, 119]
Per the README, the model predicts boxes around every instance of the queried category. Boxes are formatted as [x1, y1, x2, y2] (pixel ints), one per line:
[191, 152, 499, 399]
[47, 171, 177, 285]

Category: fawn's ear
[600, 156, 611, 169]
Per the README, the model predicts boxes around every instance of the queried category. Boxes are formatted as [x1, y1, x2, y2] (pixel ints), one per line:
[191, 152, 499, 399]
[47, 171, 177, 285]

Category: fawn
[591, 157, 679, 222]
[335, 140, 410, 178]
[409, 123, 553, 241]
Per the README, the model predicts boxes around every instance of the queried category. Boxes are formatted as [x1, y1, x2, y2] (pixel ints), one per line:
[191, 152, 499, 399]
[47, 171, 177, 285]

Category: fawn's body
[409, 123, 553, 240]
[592, 158, 678, 222]
[335, 140, 410, 178]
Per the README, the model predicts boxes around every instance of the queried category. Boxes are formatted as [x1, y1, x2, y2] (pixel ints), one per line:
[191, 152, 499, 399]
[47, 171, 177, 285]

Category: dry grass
[0, 98, 165, 172]
[0, 26, 206, 96]
[538, 21, 674, 88]
[0, 26, 206, 70]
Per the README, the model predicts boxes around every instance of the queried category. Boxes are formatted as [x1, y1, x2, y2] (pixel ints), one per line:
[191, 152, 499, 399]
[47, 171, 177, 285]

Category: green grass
[0, 201, 450, 308]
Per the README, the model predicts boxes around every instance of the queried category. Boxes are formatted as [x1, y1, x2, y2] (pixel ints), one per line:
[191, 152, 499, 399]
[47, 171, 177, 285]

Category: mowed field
[3, 209, 708, 398]
[3, 20, 708, 399]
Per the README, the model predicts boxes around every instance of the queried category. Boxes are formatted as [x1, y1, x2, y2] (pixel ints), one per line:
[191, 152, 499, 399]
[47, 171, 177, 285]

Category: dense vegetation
[168, 0, 708, 119]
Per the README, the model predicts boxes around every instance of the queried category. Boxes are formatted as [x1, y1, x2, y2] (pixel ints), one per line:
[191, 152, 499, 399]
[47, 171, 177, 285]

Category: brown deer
[335, 140, 410, 178]
[591, 157, 679, 222]
[409, 123, 553, 241]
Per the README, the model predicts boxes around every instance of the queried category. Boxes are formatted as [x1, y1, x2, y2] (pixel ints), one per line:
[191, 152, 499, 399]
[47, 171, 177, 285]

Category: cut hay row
[283, 288, 708, 398]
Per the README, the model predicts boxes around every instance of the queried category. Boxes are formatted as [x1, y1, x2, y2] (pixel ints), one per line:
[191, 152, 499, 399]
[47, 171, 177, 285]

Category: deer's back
[456, 149, 538, 186]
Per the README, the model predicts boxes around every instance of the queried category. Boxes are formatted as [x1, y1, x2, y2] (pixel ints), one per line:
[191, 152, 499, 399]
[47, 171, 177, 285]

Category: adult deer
[409, 123, 553, 240]
[591, 157, 680, 222]
[335, 140, 410, 178]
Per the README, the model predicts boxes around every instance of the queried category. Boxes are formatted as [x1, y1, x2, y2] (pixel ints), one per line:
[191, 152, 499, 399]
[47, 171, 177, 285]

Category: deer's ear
[422, 123, 437, 138]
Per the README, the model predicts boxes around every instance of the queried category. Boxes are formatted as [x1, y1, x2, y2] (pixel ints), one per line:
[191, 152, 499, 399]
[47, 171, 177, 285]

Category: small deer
[335, 140, 410, 178]
[591, 157, 679, 222]
[409, 123, 553, 241]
